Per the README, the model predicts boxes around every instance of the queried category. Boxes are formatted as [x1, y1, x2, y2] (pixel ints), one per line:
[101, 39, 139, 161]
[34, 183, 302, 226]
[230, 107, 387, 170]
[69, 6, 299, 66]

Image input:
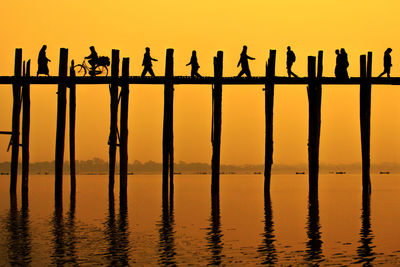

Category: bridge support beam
[22, 60, 31, 206]
[55, 48, 68, 206]
[120, 57, 130, 203]
[211, 51, 223, 195]
[109, 49, 120, 194]
[69, 60, 76, 197]
[307, 51, 323, 195]
[163, 48, 174, 201]
[360, 52, 372, 194]
[264, 50, 276, 193]
[10, 49, 22, 194]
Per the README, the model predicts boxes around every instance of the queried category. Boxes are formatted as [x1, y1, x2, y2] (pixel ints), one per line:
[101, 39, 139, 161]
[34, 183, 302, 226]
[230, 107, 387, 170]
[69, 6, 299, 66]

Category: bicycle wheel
[74, 64, 87, 76]
[95, 65, 108, 76]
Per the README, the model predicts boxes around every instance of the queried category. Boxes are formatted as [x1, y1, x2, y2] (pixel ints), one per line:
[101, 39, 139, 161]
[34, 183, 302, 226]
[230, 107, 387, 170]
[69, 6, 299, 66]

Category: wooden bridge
[0, 48, 391, 204]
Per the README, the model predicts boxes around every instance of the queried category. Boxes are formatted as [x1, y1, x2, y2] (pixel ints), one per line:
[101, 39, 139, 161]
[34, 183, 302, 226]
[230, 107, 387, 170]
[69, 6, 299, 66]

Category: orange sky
[0, 0, 399, 165]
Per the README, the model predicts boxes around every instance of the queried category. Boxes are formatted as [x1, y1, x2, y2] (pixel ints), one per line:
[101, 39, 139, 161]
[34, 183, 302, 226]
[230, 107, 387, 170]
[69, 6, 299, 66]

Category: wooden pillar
[163, 49, 174, 196]
[69, 60, 76, 195]
[109, 49, 120, 193]
[22, 59, 31, 203]
[360, 52, 372, 194]
[264, 50, 276, 193]
[211, 51, 223, 195]
[307, 52, 322, 195]
[55, 48, 68, 205]
[120, 57, 130, 201]
[10, 48, 22, 194]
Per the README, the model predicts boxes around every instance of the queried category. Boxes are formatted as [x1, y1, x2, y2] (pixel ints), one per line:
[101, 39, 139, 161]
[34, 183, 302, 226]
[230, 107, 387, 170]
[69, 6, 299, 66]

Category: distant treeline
[0, 158, 399, 174]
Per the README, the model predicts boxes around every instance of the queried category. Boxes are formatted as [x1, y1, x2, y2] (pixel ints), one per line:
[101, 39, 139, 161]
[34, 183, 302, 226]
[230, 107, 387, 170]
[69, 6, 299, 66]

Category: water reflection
[354, 191, 375, 265]
[305, 192, 324, 265]
[206, 192, 224, 265]
[6, 193, 32, 265]
[51, 192, 79, 266]
[104, 190, 131, 266]
[258, 192, 277, 265]
[157, 186, 177, 266]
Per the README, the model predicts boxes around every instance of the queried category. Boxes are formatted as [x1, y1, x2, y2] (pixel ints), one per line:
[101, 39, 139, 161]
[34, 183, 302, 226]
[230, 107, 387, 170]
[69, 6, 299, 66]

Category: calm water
[1, 174, 400, 266]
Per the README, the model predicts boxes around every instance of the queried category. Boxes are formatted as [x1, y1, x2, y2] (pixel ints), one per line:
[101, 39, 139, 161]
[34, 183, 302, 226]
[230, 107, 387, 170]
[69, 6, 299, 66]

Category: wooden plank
[120, 57, 130, 201]
[69, 60, 76, 195]
[109, 49, 119, 193]
[10, 48, 22, 194]
[55, 48, 68, 205]
[211, 51, 223, 195]
[22, 59, 31, 202]
[264, 50, 276, 193]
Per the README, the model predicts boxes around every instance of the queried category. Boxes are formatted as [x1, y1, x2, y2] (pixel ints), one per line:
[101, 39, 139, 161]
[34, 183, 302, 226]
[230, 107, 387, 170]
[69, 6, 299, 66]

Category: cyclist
[85, 46, 98, 75]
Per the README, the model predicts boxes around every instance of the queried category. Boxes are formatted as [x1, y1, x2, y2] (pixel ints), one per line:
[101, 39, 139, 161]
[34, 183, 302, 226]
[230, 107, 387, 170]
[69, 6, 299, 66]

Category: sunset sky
[0, 0, 399, 166]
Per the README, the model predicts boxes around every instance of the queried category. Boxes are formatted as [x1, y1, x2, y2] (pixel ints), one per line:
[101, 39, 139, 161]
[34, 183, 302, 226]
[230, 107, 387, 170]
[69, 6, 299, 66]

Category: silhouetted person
[37, 45, 51, 76]
[286, 46, 298, 78]
[237, 45, 255, 77]
[334, 49, 340, 78]
[186, 50, 202, 78]
[85, 46, 98, 75]
[141, 47, 158, 77]
[378, 48, 392, 78]
[341, 48, 349, 79]
[335, 48, 349, 79]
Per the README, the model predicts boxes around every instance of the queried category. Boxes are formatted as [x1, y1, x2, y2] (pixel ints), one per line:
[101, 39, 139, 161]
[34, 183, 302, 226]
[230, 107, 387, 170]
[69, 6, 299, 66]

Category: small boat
[336, 171, 346, 174]
[379, 171, 390, 174]
[296, 171, 305, 175]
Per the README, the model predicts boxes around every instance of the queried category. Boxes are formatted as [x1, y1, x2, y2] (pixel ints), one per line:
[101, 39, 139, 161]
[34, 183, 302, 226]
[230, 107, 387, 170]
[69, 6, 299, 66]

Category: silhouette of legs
[141, 67, 156, 77]
[287, 65, 298, 78]
[378, 69, 390, 78]
[237, 68, 251, 77]
[191, 69, 202, 78]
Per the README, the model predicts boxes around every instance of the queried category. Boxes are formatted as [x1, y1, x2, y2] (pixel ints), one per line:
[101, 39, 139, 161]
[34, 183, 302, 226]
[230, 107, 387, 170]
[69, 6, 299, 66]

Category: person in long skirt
[37, 45, 51, 76]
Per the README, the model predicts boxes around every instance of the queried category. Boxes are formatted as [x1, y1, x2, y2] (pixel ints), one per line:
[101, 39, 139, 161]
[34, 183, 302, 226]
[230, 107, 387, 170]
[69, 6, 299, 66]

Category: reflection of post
[105, 191, 118, 265]
[158, 186, 176, 266]
[51, 204, 66, 265]
[211, 51, 223, 195]
[264, 50, 276, 193]
[355, 190, 375, 265]
[65, 189, 78, 265]
[118, 190, 130, 266]
[6, 194, 32, 265]
[207, 192, 224, 265]
[258, 192, 277, 264]
[305, 192, 324, 264]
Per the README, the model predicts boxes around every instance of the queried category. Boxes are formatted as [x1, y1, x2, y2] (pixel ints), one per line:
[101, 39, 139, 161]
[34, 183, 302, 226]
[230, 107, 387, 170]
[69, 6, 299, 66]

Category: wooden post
[211, 51, 223, 195]
[120, 57, 130, 201]
[360, 53, 372, 194]
[22, 59, 31, 202]
[307, 53, 322, 195]
[264, 50, 276, 193]
[69, 60, 76, 195]
[55, 48, 68, 205]
[163, 49, 174, 196]
[10, 48, 22, 194]
[109, 49, 120, 193]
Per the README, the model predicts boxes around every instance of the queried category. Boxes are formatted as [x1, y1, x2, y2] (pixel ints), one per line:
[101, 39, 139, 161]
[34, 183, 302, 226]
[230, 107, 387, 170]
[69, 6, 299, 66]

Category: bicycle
[74, 59, 109, 77]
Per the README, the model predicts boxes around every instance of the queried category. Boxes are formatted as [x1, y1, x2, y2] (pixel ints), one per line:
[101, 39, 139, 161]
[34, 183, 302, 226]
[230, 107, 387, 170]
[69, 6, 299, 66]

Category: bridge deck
[0, 76, 400, 85]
